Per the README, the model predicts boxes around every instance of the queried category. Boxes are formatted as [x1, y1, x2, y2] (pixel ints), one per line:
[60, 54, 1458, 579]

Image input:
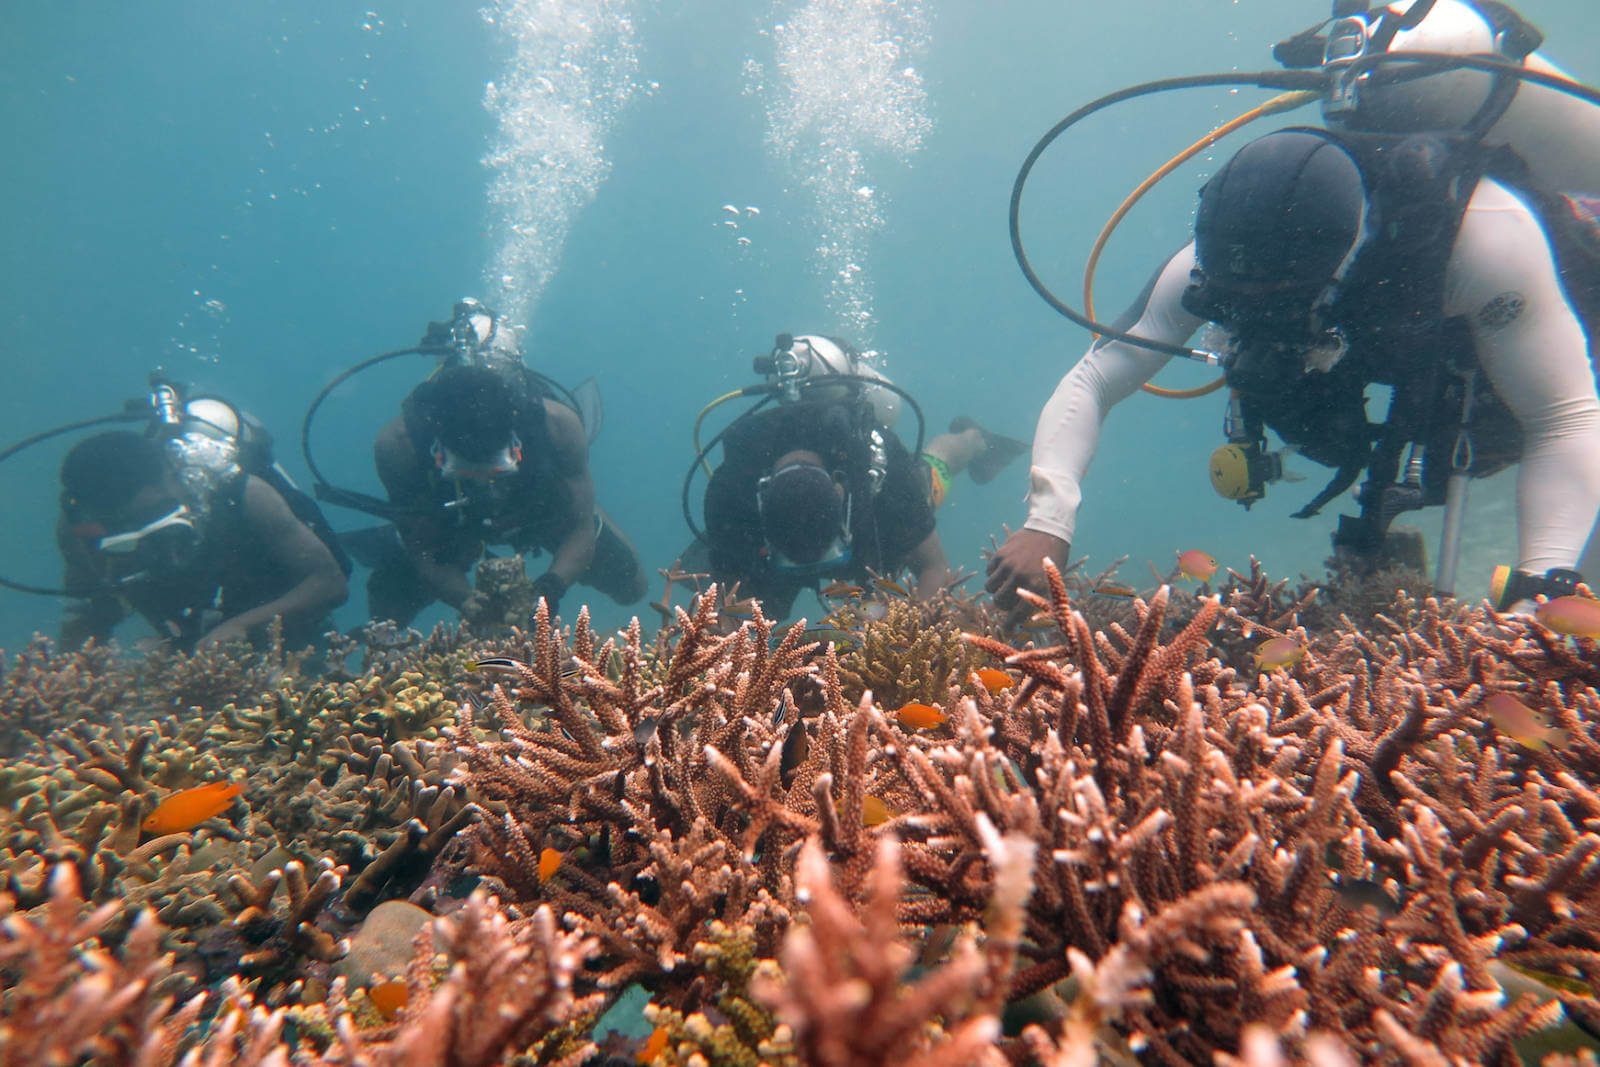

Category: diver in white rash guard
[987, 126, 1599, 613]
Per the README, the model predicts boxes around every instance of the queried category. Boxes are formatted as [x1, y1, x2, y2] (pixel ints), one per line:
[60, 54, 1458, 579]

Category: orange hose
[1081, 90, 1320, 399]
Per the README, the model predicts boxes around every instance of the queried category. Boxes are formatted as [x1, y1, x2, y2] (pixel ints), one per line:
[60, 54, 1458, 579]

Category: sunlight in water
[480, 0, 647, 334]
[760, 0, 931, 342]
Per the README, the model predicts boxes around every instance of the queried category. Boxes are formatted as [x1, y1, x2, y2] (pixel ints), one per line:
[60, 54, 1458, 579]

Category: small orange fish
[838, 794, 894, 827]
[973, 668, 1015, 694]
[1483, 692, 1569, 752]
[368, 979, 408, 1020]
[538, 847, 563, 883]
[1176, 549, 1218, 582]
[1093, 582, 1137, 599]
[1253, 636, 1306, 672]
[1535, 595, 1600, 639]
[142, 781, 243, 835]
[860, 794, 893, 827]
[637, 1025, 670, 1064]
[820, 581, 865, 599]
[895, 702, 947, 730]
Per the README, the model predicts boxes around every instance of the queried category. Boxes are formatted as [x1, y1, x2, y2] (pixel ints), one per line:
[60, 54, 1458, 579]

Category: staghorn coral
[0, 636, 131, 757]
[0, 862, 599, 1067]
[835, 593, 986, 708]
[750, 823, 1035, 1067]
[6, 553, 1600, 1064]
[458, 595, 810, 1004]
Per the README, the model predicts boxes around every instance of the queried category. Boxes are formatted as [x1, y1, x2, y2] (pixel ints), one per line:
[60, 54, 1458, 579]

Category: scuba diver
[690, 334, 1025, 620]
[53, 383, 350, 650]
[990, 0, 1600, 614]
[357, 299, 645, 625]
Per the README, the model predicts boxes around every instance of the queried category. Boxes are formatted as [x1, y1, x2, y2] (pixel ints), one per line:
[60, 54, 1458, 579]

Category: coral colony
[2, 559, 1599, 1065]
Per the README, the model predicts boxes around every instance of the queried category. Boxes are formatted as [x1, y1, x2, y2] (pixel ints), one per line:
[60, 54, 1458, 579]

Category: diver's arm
[202, 476, 349, 644]
[989, 245, 1203, 607]
[1023, 243, 1204, 543]
[1447, 181, 1600, 575]
[56, 521, 124, 647]
[543, 401, 599, 589]
[905, 529, 952, 600]
[373, 417, 474, 609]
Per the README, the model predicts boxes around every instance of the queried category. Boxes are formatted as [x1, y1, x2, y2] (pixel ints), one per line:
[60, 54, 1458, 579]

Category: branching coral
[5, 554, 1600, 1065]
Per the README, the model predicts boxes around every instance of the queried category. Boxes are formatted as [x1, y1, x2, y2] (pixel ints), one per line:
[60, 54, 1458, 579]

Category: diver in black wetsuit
[364, 304, 645, 626]
[57, 412, 349, 650]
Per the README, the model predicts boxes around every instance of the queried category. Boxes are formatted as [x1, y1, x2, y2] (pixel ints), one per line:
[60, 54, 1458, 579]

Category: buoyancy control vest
[1192, 125, 1599, 535]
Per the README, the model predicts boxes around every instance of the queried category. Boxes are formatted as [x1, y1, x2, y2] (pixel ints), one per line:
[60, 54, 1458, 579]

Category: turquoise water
[2, 1, 1595, 649]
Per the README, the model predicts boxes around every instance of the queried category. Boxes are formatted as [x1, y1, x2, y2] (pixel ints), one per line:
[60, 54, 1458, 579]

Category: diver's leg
[930, 418, 1028, 485]
[580, 509, 648, 605]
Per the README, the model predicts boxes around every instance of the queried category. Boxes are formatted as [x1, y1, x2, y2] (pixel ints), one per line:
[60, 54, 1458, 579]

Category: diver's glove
[529, 572, 569, 618]
[1495, 567, 1584, 613]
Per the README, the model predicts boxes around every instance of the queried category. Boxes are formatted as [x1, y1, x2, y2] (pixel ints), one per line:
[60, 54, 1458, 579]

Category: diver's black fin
[571, 378, 603, 444]
[339, 524, 404, 569]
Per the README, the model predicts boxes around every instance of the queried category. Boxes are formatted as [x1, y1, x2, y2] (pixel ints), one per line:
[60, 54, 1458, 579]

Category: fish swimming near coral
[471, 656, 581, 679]
[872, 576, 912, 598]
[819, 581, 865, 599]
[836, 793, 893, 827]
[973, 668, 1015, 694]
[637, 1025, 670, 1064]
[895, 702, 947, 730]
[1483, 692, 1568, 752]
[538, 846, 563, 883]
[1535, 594, 1600, 639]
[367, 979, 408, 1020]
[1253, 636, 1306, 672]
[1176, 549, 1218, 582]
[142, 781, 243, 835]
[1092, 582, 1138, 599]
[1329, 875, 1402, 918]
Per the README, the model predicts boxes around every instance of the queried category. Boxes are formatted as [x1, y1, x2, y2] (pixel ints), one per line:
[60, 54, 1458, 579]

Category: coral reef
[2, 555, 1599, 1065]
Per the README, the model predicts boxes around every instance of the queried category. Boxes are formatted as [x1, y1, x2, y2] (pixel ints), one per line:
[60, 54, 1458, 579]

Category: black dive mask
[1183, 270, 1347, 394]
[96, 502, 201, 581]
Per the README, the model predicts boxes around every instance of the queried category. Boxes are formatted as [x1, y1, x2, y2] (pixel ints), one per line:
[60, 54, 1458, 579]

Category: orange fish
[895, 702, 947, 730]
[1176, 549, 1218, 582]
[1535, 595, 1600, 639]
[1483, 692, 1569, 752]
[838, 794, 894, 827]
[368, 979, 408, 1020]
[141, 781, 243, 835]
[538, 847, 564, 883]
[637, 1025, 670, 1064]
[973, 668, 1015, 694]
[1253, 637, 1306, 672]
[861, 795, 893, 827]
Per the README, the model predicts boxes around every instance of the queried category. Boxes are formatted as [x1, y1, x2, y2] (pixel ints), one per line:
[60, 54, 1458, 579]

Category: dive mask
[432, 433, 523, 481]
[95, 502, 200, 576]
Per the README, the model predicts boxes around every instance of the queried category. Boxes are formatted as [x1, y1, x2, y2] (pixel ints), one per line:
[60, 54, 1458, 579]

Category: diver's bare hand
[985, 529, 1069, 610]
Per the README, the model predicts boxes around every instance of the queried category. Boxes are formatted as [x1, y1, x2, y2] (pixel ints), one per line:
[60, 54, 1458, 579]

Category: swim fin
[950, 416, 1028, 485]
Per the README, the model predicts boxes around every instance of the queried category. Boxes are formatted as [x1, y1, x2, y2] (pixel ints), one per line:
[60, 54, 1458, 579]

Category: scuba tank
[1316, 1, 1600, 197]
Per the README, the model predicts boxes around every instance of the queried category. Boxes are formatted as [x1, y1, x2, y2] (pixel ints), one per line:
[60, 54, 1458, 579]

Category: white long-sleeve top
[1024, 178, 1600, 574]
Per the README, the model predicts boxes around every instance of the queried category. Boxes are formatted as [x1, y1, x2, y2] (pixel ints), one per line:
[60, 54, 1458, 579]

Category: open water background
[1, 1, 1594, 651]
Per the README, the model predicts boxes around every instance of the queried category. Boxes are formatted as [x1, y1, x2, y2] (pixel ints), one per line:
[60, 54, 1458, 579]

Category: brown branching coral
[0, 862, 598, 1067]
[6, 551, 1600, 1065]
[833, 590, 990, 707]
[751, 826, 1033, 1067]
[0, 636, 131, 757]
